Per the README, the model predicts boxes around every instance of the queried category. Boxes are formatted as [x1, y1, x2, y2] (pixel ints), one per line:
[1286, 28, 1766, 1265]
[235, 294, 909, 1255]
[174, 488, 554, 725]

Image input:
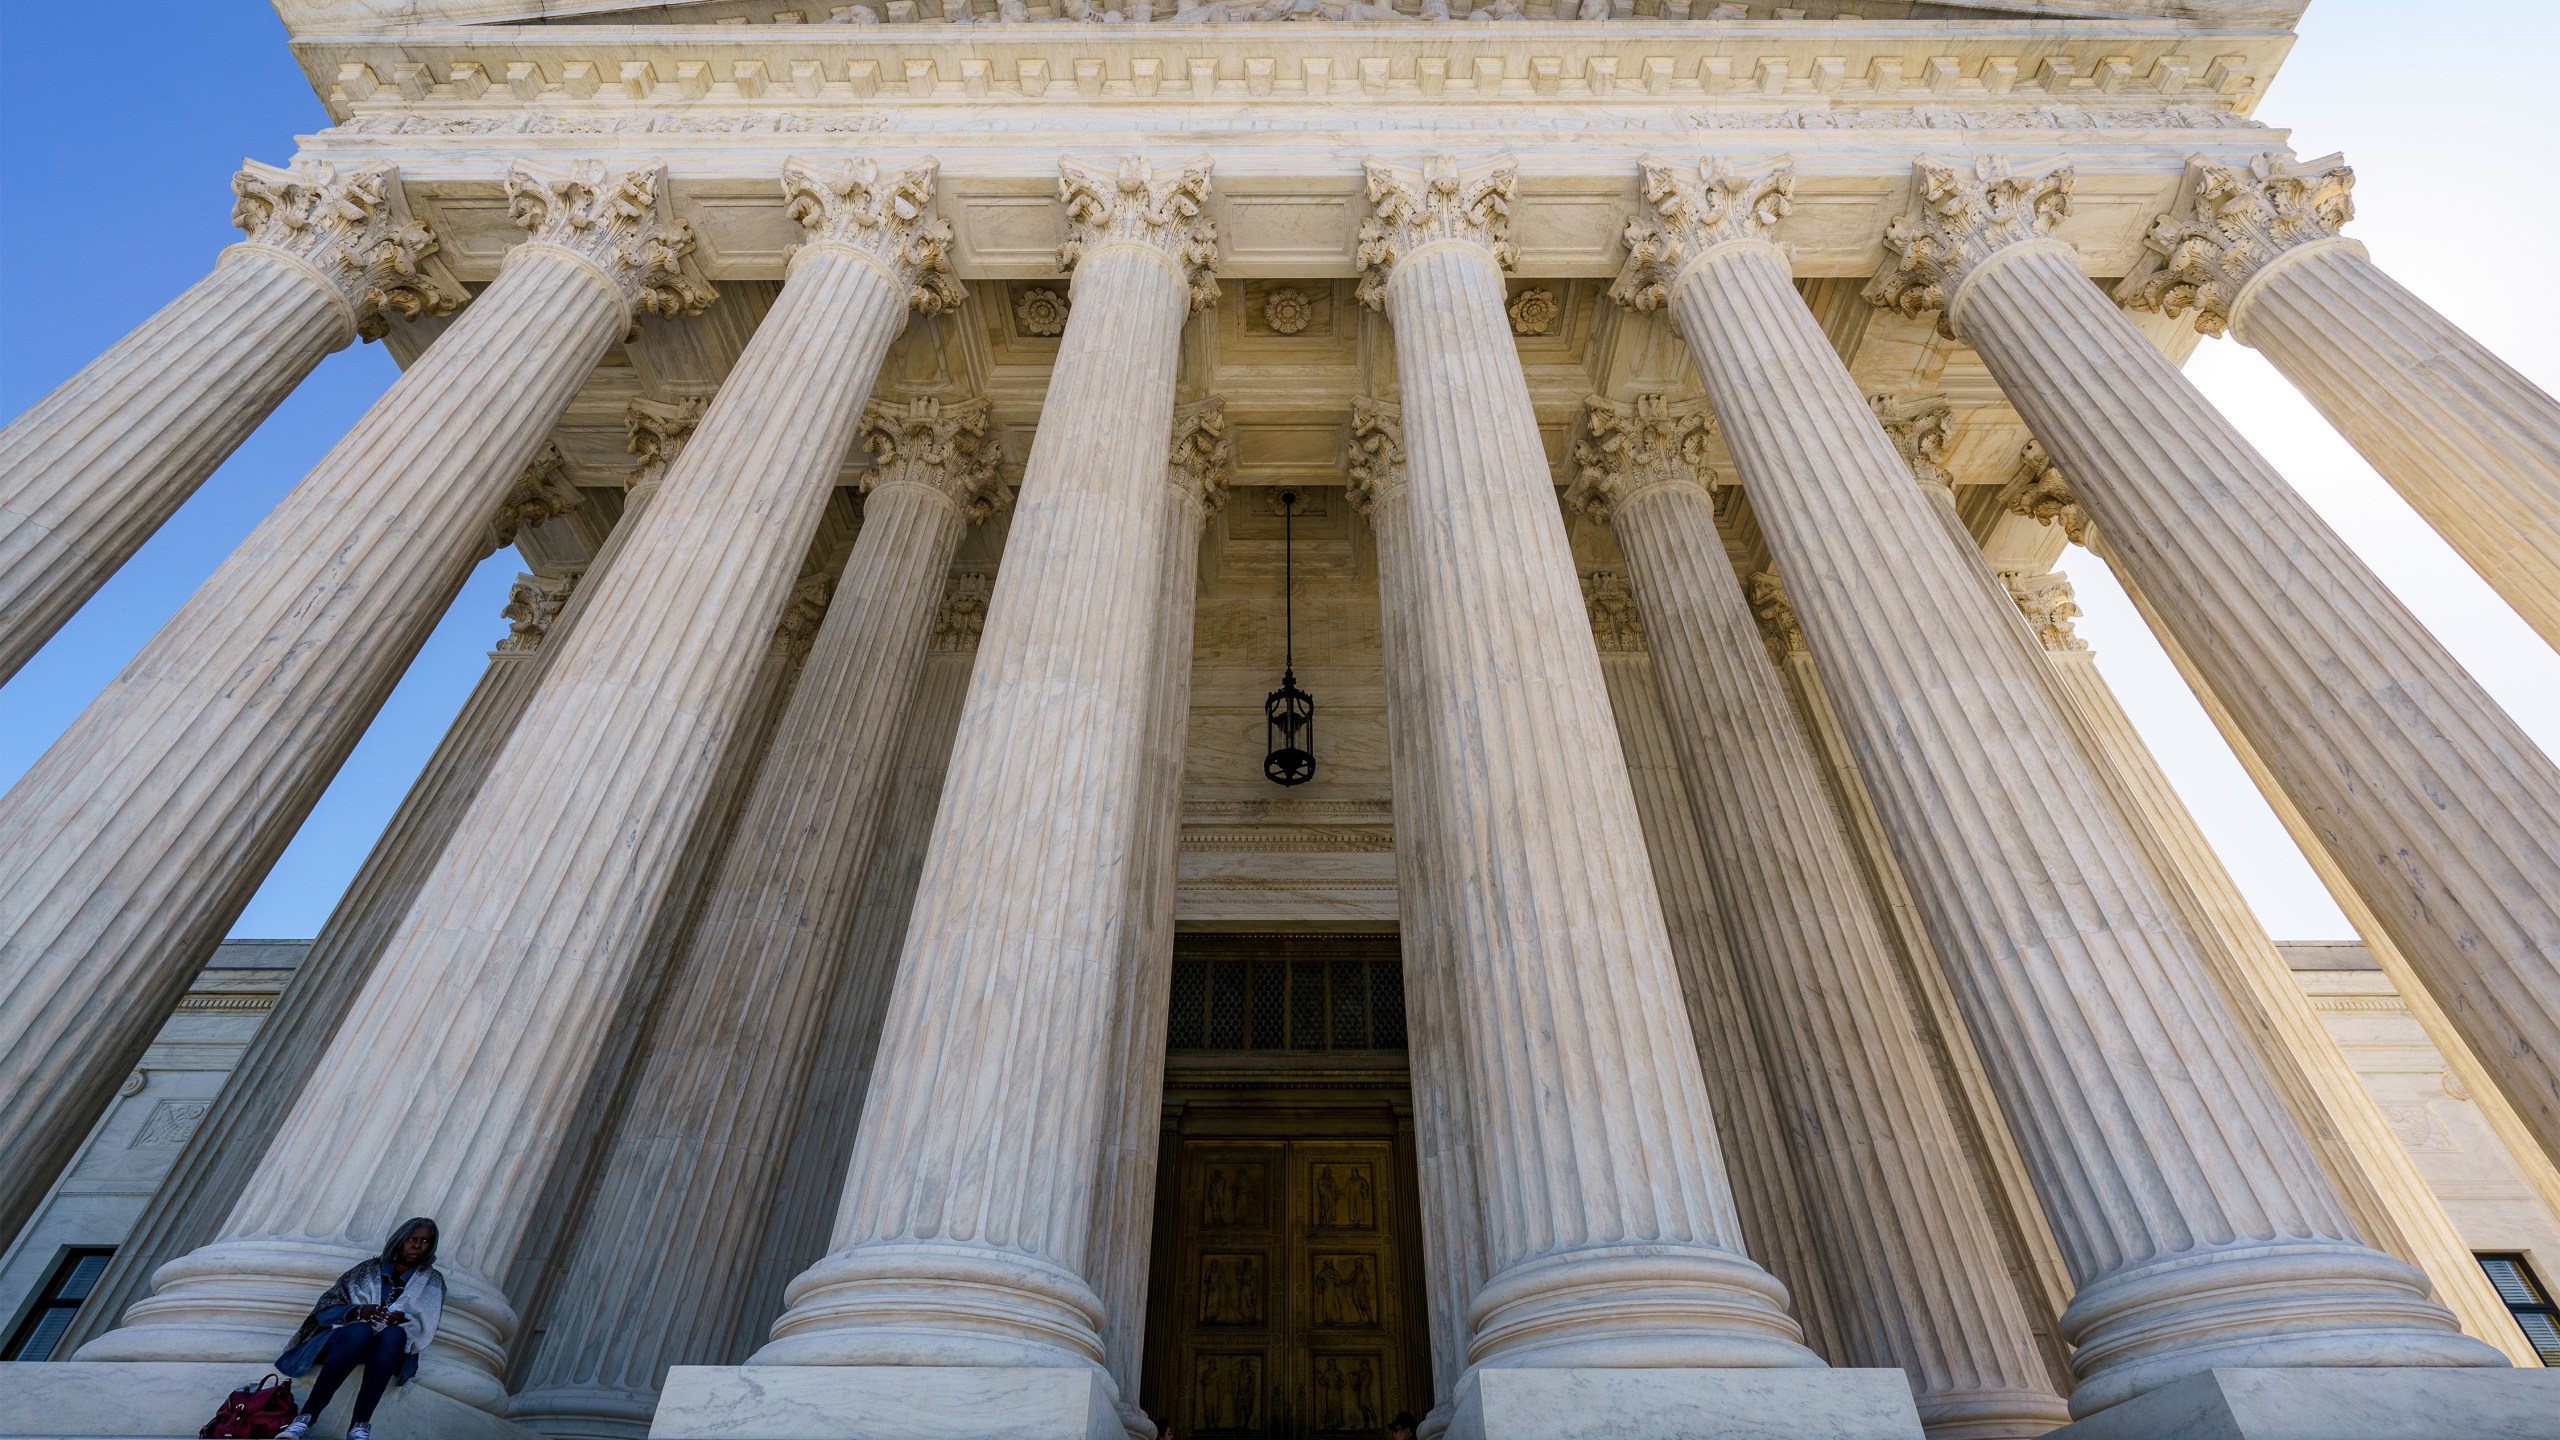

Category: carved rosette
[1580, 569, 1646, 654]
[1565, 393, 1716, 523]
[2000, 440, 2092, 545]
[1868, 393, 1957, 493]
[1611, 155, 1796, 316]
[229, 159, 462, 341]
[930, 570, 996, 653]
[1057, 155, 1220, 312]
[1744, 568, 1807, 663]
[2003, 569, 2088, 652]
[1342, 396, 1407, 515]
[2116, 151, 2358, 337]
[625, 396, 710, 492]
[504, 160, 716, 329]
[781, 158, 965, 315]
[1355, 154, 1518, 311]
[858, 395, 1008, 524]
[1864, 156, 2075, 338]
[1168, 396, 1236, 517]
[495, 569, 580, 655]
[484, 442, 585, 555]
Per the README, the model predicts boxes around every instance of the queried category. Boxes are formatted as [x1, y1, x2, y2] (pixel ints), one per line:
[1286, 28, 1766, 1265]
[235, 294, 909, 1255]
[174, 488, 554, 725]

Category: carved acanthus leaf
[496, 569, 580, 655]
[230, 159, 463, 340]
[1343, 396, 1406, 516]
[1356, 155, 1518, 311]
[1745, 568, 1806, 662]
[504, 160, 715, 329]
[2000, 440, 2090, 546]
[1057, 155, 1220, 312]
[2116, 151, 2355, 337]
[1611, 155, 1795, 315]
[1169, 397, 1236, 516]
[624, 395, 710, 494]
[772, 568, 838, 656]
[931, 570, 996, 653]
[781, 157, 965, 315]
[1868, 394, 1956, 492]
[1581, 570, 1647, 654]
[859, 394, 1008, 523]
[2003, 569, 2088, 652]
[1567, 393, 1715, 523]
[486, 442, 585, 554]
[1864, 155, 2073, 338]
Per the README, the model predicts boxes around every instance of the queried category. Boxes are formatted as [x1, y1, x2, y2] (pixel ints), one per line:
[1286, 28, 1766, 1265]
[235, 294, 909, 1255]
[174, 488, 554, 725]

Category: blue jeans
[300, 1322, 405, 1423]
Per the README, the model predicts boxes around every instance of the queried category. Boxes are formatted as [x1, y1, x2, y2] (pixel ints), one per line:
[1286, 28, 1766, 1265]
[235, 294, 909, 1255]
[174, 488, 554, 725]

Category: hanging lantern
[1265, 488, 1316, 787]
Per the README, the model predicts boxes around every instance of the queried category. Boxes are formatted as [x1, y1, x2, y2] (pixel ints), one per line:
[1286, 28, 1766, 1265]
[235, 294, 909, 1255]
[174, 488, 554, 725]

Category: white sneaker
[348, 1425, 372, 1440]
[277, 1420, 312, 1440]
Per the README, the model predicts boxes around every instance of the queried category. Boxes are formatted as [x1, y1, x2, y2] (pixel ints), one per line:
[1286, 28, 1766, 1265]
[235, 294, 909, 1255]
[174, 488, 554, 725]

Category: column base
[2045, 1366, 2560, 1440]
[1448, 1367, 1926, 1440]
[0, 1361, 531, 1439]
[648, 1365, 1120, 1440]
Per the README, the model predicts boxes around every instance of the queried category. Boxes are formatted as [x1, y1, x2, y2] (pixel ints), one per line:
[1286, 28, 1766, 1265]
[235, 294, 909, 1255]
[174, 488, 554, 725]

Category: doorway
[1141, 935, 1434, 1440]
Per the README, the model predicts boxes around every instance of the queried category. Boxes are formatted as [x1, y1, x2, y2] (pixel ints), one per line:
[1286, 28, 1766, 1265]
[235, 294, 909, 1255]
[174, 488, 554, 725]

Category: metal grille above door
[1166, 936, 1405, 1053]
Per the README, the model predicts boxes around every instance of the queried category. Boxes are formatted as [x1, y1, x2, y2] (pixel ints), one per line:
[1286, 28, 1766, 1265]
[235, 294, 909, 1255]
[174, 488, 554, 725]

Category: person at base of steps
[272, 1217, 445, 1440]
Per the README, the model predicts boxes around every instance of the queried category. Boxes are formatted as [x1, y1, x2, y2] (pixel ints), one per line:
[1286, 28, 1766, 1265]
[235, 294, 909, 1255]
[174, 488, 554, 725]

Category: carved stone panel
[1309, 1161, 1376, 1229]
[1309, 1353, 1385, 1434]
[1308, 1253, 1379, 1328]
[1192, 1352, 1265, 1433]
[1200, 1253, 1268, 1326]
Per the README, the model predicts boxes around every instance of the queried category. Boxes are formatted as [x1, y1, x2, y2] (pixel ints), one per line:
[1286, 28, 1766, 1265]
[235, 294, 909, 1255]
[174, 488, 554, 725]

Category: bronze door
[1158, 1137, 1415, 1440]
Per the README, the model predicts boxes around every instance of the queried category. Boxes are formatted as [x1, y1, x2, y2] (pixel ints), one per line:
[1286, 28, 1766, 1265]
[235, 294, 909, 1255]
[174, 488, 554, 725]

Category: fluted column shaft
[1349, 439, 1491, 1426]
[1087, 423, 1223, 1438]
[80, 222, 907, 1411]
[1954, 236, 2560, 1170]
[1605, 476, 2066, 1438]
[1594, 647, 1849, 1367]
[1651, 224, 2494, 1416]
[512, 424, 994, 1436]
[1362, 158, 1814, 1374]
[0, 161, 455, 680]
[62, 570, 588, 1357]
[757, 162, 1210, 1379]
[0, 219, 661, 1251]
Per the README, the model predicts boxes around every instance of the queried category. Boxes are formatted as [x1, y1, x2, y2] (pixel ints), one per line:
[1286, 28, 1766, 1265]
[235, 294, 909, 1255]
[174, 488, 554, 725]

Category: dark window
[4, 1248, 114, 1361]
[1167, 954, 1407, 1053]
[2478, 1252, 2560, 1365]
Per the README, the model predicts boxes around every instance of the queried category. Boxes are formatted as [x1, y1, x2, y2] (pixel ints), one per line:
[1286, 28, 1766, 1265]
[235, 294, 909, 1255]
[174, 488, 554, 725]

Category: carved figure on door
[1199, 1253, 1264, 1325]
[1311, 1355, 1381, 1431]
[1310, 1162, 1373, 1228]
[1309, 1254, 1377, 1327]
[1193, 1353, 1262, 1431]
[1201, 1163, 1267, 1228]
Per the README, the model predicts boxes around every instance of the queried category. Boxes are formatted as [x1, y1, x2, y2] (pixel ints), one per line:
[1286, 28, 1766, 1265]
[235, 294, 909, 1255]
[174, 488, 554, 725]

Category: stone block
[649, 1365, 1120, 1440]
[1450, 1366, 1927, 1440]
[2048, 1366, 2560, 1440]
[0, 1360, 528, 1439]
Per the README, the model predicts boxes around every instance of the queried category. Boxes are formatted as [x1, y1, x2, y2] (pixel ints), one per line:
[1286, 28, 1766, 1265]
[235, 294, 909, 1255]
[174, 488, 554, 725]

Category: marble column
[2005, 568, 2541, 1367]
[1620, 154, 2497, 1418]
[1869, 153, 2560, 1173]
[752, 155, 1217, 1396]
[510, 391, 1005, 1437]
[2119, 151, 2560, 649]
[1085, 398, 1230, 1440]
[0, 159, 461, 681]
[1569, 397, 2066, 1438]
[0, 158, 712, 1253]
[1343, 398, 1494, 1433]
[738, 575, 986, 1349]
[1356, 154, 1816, 1380]
[1583, 574, 1852, 1368]
[75, 156, 949, 1412]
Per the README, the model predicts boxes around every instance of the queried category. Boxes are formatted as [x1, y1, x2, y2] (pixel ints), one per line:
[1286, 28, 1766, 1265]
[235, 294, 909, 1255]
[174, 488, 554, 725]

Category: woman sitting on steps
[272, 1217, 445, 1440]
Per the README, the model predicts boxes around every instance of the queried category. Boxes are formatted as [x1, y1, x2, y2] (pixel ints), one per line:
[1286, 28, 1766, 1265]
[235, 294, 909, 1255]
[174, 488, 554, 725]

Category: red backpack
[199, 1373, 298, 1438]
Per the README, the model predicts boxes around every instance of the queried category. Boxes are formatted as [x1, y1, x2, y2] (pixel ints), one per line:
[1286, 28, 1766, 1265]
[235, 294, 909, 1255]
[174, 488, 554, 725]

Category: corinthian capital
[1869, 393, 1956, 493]
[859, 395, 1008, 524]
[1566, 393, 1716, 523]
[1168, 397, 1236, 517]
[1745, 569, 1806, 662]
[496, 569, 580, 655]
[1058, 155, 1220, 312]
[1999, 440, 2090, 545]
[1356, 155, 1518, 310]
[625, 395, 710, 491]
[486, 442, 584, 555]
[1610, 156, 1795, 315]
[1343, 396, 1407, 515]
[2115, 151, 2357, 337]
[505, 160, 715, 328]
[2003, 569, 2088, 652]
[1864, 156, 2074, 337]
[229, 159, 463, 341]
[1582, 569, 1647, 654]
[931, 570, 995, 653]
[782, 158, 964, 315]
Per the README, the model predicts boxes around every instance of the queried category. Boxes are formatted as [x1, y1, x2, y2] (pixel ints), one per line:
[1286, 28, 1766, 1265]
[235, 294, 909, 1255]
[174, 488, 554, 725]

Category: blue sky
[2, 0, 2554, 941]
